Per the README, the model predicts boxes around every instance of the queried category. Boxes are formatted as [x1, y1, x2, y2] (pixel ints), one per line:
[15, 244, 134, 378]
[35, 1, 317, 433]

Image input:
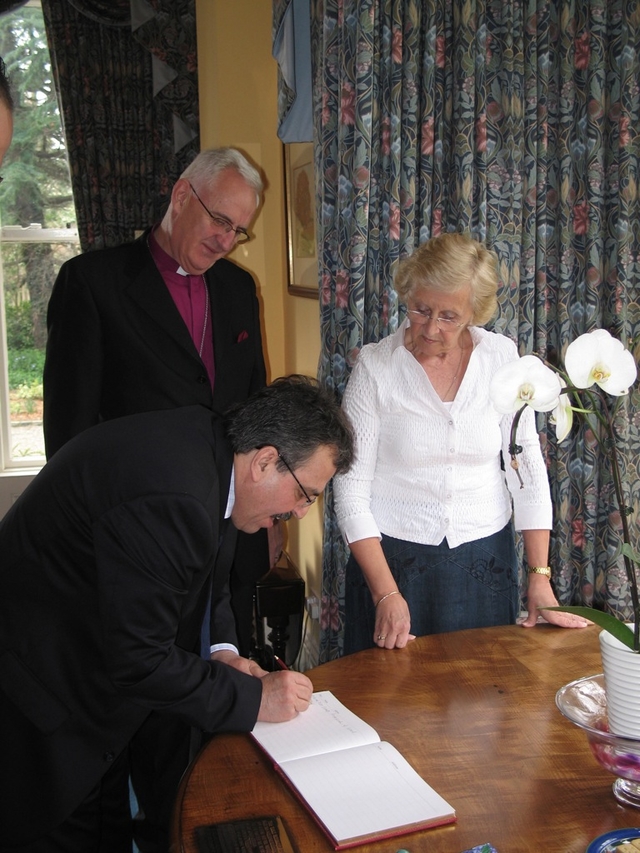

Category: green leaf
[541, 606, 638, 651]
[621, 542, 640, 564]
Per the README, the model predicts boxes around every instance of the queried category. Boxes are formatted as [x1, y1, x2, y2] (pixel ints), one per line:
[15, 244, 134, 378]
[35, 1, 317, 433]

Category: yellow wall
[195, 0, 325, 599]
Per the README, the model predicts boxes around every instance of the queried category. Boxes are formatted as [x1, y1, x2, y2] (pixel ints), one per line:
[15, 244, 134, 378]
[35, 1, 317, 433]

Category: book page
[279, 741, 455, 846]
[251, 691, 380, 764]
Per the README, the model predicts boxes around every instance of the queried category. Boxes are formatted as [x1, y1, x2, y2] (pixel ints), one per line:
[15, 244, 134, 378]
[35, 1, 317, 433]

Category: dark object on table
[252, 553, 305, 669]
[194, 816, 295, 853]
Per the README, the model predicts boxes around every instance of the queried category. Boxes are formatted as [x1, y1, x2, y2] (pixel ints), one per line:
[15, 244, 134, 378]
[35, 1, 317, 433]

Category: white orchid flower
[565, 329, 637, 395]
[550, 394, 574, 441]
[490, 354, 563, 414]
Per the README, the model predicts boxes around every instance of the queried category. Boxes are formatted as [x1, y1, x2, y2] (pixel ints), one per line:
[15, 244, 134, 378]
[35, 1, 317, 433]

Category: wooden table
[172, 624, 639, 853]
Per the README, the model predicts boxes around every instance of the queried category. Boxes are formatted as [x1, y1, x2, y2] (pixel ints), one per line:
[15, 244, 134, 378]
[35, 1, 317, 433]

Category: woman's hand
[373, 592, 414, 648]
[520, 574, 592, 629]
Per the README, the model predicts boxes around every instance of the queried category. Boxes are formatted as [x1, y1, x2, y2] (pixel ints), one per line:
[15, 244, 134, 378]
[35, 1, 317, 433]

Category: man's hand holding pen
[211, 649, 312, 722]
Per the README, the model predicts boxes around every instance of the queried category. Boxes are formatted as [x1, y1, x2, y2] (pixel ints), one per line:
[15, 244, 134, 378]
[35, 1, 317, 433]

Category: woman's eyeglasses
[406, 308, 464, 329]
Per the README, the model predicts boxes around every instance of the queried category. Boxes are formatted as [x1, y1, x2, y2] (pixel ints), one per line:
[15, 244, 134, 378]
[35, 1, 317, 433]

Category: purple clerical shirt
[148, 229, 215, 388]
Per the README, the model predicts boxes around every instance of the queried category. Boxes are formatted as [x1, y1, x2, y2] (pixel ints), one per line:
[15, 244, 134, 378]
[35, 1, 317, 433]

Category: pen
[274, 655, 289, 671]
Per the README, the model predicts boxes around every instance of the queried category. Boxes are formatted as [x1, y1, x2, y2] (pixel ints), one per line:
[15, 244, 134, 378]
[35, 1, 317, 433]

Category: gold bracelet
[528, 566, 552, 579]
[375, 590, 400, 607]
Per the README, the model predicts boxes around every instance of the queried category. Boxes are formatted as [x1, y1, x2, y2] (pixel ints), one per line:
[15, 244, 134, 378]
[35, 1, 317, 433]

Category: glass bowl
[556, 674, 640, 808]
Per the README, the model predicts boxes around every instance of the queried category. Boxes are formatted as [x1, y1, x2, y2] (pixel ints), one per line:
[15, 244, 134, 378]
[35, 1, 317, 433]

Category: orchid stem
[598, 392, 640, 651]
[509, 405, 526, 489]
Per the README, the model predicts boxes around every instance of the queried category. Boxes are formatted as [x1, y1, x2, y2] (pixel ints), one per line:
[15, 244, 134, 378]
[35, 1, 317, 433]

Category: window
[0, 0, 79, 513]
[1, 224, 79, 457]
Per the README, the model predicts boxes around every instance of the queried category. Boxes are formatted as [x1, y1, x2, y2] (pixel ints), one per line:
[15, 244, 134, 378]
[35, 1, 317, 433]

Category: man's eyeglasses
[189, 183, 250, 244]
[406, 307, 464, 329]
[278, 454, 316, 506]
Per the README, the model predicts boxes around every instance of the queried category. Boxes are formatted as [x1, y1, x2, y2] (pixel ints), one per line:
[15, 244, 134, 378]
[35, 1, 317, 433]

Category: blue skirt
[343, 522, 519, 655]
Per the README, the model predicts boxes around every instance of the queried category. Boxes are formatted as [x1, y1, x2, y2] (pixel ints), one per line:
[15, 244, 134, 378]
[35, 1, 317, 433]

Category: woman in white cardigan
[334, 232, 589, 654]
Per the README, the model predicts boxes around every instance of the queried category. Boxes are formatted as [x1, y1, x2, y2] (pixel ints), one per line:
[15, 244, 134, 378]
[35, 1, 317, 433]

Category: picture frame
[284, 142, 318, 298]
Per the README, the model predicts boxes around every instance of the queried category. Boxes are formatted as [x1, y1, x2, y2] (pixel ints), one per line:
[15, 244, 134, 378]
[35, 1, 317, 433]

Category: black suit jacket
[42, 231, 270, 653]
[43, 229, 267, 457]
[0, 407, 262, 845]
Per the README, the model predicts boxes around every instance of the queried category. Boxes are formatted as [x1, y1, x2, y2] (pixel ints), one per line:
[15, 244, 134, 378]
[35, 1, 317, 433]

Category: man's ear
[172, 177, 191, 211]
[250, 446, 279, 481]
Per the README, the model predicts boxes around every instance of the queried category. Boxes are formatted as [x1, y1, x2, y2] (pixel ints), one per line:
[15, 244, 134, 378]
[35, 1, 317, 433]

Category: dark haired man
[0, 375, 354, 853]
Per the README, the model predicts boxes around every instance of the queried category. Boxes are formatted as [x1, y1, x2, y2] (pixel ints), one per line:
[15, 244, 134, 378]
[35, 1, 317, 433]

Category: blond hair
[394, 232, 499, 326]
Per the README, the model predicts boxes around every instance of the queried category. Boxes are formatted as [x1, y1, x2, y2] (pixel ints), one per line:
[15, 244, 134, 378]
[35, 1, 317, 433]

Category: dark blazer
[43, 229, 267, 457]
[42, 230, 270, 653]
[0, 407, 262, 845]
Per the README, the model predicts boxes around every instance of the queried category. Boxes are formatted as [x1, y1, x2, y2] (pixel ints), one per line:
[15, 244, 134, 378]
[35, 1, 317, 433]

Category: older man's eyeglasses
[189, 183, 250, 244]
[278, 454, 316, 506]
[406, 307, 464, 329]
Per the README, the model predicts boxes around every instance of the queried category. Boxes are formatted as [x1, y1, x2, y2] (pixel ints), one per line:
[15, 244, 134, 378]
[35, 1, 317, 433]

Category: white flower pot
[599, 626, 640, 738]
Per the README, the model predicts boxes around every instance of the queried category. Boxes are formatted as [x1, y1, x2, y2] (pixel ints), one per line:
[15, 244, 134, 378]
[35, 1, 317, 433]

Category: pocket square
[236, 330, 249, 343]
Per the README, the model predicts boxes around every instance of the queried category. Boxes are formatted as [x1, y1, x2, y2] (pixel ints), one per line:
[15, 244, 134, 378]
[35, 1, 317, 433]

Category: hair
[225, 375, 355, 475]
[394, 232, 499, 326]
[0, 56, 14, 111]
[181, 147, 264, 204]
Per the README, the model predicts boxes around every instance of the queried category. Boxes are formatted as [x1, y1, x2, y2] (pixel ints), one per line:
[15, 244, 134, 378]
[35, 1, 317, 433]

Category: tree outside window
[0, 0, 79, 461]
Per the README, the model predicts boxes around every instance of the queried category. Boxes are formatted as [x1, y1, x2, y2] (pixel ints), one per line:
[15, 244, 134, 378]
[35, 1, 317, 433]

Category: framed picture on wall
[284, 142, 318, 298]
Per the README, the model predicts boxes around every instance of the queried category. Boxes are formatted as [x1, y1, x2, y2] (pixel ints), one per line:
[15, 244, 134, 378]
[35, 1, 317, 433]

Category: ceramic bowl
[585, 827, 640, 852]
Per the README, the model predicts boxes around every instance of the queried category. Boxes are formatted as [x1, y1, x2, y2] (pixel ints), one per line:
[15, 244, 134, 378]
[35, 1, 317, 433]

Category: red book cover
[251, 691, 456, 850]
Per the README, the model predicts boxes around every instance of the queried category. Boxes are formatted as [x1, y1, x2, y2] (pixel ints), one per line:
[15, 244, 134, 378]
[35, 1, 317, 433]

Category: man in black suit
[42, 147, 278, 852]
[0, 376, 354, 853]
[43, 147, 273, 654]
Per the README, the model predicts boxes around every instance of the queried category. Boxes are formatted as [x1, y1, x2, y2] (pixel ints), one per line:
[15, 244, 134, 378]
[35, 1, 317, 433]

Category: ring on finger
[377, 634, 386, 641]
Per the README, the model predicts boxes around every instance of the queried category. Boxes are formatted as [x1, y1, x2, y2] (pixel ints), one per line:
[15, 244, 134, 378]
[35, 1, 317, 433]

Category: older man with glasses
[42, 147, 277, 853]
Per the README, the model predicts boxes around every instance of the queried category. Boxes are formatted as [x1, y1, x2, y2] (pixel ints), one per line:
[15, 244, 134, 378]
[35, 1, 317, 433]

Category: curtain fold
[310, 0, 640, 662]
[272, 0, 313, 141]
[41, 0, 198, 251]
[65, 0, 130, 27]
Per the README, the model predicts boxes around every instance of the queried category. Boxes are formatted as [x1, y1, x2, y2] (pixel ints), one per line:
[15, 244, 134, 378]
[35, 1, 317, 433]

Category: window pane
[0, 1, 79, 465]
[2, 229, 79, 460]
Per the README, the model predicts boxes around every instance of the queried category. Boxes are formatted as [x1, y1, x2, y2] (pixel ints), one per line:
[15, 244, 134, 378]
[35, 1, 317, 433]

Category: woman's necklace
[442, 345, 464, 401]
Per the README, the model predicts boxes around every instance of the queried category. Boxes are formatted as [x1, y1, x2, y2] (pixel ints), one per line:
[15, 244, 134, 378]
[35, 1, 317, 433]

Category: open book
[251, 690, 456, 850]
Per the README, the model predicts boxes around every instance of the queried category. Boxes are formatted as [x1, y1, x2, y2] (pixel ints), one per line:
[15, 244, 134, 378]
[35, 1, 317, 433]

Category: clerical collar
[147, 227, 189, 277]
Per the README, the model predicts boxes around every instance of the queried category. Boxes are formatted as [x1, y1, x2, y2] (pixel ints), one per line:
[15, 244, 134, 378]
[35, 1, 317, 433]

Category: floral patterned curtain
[41, 0, 199, 251]
[312, 0, 640, 662]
